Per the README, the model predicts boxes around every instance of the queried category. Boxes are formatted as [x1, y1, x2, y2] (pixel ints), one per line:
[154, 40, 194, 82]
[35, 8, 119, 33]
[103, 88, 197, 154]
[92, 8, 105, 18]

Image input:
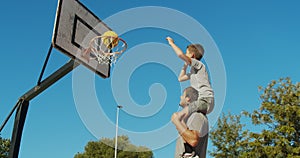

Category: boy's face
[185, 49, 194, 58]
[179, 90, 190, 107]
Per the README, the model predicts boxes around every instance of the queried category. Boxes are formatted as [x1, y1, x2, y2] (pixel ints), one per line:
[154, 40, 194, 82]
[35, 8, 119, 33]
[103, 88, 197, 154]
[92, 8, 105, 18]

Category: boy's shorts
[188, 97, 214, 115]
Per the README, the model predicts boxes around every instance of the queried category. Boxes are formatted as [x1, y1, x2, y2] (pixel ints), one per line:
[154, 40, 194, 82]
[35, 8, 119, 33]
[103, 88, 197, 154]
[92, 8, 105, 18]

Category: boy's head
[179, 87, 199, 107]
[186, 44, 204, 60]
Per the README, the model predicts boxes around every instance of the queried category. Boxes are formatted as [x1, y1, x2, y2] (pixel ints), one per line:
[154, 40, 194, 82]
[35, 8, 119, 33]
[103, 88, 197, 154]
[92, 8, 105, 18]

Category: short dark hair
[187, 44, 204, 60]
[184, 87, 199, 102]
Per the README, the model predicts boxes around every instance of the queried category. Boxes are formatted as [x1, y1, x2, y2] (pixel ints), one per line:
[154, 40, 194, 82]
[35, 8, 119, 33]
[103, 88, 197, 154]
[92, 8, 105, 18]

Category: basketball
[101, 31, 119, 49]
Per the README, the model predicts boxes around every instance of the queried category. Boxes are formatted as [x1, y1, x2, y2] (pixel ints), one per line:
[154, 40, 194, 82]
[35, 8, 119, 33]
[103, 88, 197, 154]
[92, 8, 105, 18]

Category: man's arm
[176, 106, 189, 122]
[166, 37, 192, 65]
[171, 113, 199, 147]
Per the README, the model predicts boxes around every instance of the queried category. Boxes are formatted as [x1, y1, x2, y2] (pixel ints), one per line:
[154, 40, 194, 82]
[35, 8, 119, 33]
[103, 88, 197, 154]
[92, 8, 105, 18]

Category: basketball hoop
[82, 35, 127, 65]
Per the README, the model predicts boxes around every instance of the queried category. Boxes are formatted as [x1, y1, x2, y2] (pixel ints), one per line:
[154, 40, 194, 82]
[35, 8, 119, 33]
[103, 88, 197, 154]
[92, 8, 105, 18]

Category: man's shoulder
[187, 112, 209, 136]
[189, 112, 207, 122]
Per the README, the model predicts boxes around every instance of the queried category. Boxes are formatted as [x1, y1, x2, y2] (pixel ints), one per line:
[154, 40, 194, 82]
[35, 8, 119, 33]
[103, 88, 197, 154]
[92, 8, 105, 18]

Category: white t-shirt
[187, 58, 214, 98]
[175, 112, 209, 158]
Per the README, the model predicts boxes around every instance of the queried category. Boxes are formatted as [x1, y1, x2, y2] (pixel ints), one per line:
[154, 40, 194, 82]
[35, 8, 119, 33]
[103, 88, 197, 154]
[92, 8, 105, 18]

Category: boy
[166, 37, 214, 119]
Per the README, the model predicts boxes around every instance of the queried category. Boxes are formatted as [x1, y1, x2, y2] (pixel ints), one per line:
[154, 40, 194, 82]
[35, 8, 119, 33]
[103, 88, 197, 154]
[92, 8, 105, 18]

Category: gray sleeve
[187, 113, 209, 137]
[187, 113, 203, 132]
[188, 99, 208, 115]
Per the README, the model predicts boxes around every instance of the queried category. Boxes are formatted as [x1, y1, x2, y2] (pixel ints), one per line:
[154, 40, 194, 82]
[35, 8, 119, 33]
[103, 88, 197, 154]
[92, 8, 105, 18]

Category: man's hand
[171, 112, 188, 134]
[171, 112, 180, 124]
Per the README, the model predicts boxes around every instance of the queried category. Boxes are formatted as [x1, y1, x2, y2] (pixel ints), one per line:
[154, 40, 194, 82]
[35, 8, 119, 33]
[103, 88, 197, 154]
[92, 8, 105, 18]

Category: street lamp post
[114, 105, 122, 158]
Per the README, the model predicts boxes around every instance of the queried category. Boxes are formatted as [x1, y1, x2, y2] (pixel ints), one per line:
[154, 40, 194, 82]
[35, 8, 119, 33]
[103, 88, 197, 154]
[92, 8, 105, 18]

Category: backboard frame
[52, 0, 111, 78]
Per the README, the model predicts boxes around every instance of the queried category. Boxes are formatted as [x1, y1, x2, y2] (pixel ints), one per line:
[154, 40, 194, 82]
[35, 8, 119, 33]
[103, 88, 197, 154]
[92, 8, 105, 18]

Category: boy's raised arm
[166, 37, 191, 65]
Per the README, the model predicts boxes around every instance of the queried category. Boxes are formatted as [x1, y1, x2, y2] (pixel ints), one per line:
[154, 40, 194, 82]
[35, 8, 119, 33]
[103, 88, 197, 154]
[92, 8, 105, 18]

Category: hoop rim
[89, 35, 127, 54]
[81, 35, 128, 65]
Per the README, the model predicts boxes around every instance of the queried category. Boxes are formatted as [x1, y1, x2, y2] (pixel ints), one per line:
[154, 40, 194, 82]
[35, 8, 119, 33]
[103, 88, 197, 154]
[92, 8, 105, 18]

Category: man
[171, 87, 209, 158]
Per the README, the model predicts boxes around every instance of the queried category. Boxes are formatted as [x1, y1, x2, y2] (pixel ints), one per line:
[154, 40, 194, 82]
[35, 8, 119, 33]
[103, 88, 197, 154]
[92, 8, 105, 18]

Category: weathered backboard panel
[52, 0, 111, 78]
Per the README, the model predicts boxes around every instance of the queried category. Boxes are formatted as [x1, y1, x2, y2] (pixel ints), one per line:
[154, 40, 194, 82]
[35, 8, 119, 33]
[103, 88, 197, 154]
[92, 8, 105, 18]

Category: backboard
[52, 0, 111, 78]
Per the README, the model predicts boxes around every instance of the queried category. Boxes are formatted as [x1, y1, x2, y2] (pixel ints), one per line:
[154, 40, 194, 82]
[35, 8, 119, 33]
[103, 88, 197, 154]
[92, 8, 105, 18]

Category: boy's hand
[166, 36, 174, 45]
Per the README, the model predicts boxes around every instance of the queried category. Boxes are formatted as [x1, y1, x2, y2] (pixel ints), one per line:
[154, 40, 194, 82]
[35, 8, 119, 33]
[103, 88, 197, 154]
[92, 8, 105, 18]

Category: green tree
[209, 113, 249, 158]
[74, 135, 153, 158]
[0, 136, 10, 158]
[209, 77, 300, 158]
[244, 77, 300, 157]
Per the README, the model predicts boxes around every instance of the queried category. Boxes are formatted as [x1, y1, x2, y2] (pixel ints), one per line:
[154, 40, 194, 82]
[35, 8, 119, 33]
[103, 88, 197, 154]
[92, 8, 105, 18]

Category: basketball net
[82, 35, 127, 66]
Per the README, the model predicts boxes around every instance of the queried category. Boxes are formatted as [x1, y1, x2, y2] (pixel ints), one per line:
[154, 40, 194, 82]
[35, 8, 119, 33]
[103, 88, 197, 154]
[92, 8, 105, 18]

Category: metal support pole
[6, 59, 79, 158]
[21, 59, 79, 101]
[0, 101, 22, 133]
[8, 100, 29, 158]
[37, 44, 53, 85]
[114, 105, 122, 158]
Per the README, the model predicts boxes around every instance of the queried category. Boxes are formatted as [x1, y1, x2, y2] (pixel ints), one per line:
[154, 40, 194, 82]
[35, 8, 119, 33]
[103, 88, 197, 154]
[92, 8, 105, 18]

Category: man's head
[186, 44, 204, 60]
[179, 87, 199, 107]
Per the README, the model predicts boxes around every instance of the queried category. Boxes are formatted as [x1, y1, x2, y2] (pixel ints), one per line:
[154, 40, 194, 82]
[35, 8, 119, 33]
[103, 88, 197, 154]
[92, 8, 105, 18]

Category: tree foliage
[0, 136, 10, 158]
[210, 77, 300, 158]
[209, 113, 249, 158]
[74, 135, 153, 158]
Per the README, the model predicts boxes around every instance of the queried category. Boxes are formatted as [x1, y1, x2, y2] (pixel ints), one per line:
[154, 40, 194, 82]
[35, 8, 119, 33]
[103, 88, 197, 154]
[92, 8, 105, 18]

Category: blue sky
[1, 0, 300, 158]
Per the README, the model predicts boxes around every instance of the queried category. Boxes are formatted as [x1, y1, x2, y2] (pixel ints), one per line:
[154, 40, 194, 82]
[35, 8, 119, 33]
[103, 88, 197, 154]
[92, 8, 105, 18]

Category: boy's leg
[187, 98, 210, 115]
[206, 97, 215, 114]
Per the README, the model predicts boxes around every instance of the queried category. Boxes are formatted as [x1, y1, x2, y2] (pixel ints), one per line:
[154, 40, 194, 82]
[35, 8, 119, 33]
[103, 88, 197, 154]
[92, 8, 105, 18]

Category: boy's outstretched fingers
[166, 36, 171, 40]
[166, 36, 174, 44]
